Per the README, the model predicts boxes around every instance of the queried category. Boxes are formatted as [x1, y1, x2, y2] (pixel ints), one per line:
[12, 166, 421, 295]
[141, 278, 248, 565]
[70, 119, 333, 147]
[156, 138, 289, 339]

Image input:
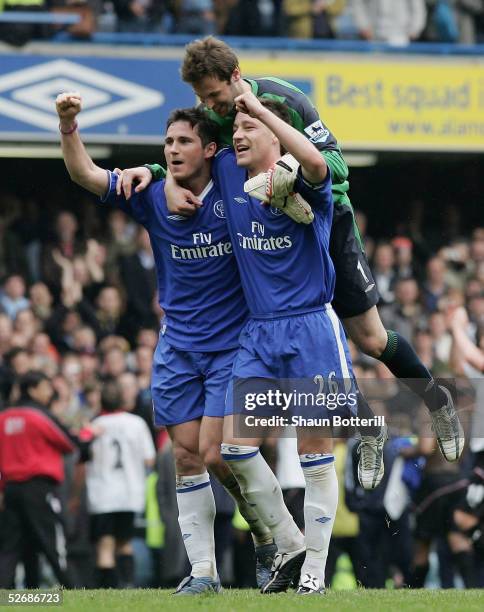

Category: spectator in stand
[119, 227, 158, 336]
[104, 209, 137, 281]
[118, 370, 139, 414]
[83, 379, 102, 421]
[30, 332, 60, 376]
[371, 242, 397, 305]
[393, 237, 421, 281]
[425, 0, 484, 44]
[438, 240, 470, 291]
[12, 309, 39, 349]
[354, 210, 375, 259]
[175, 0, 216, 34]
[72, 325, 97, 356]
[29, 282, 54, 324]
[282, 0, 316, 37]
[223, 0, 263, 35]
[0, 275, 30, 321]
[41, 211, 85, 299]
[101, 345, 128, 379]
[5, 347, 33, 379]
[313, 0, 347, 38]
[112, 0, 170, 32]
[282, 0, 346, 38]
[421, 256, 450, 314]
[380, 277, 424, 343]
[90, 286, 131, 341]
[0, 216, 29, 281]
[118, 370, 157, 441]
[352, 0, 427, 45]
[428, 311, 452, 366]
[135, 344, 153, 403]
[0, 314, 13, 358]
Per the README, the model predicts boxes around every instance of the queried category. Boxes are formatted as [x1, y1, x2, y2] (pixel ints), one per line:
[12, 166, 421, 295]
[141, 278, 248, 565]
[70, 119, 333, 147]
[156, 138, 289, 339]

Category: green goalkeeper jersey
[148, 76, 353, 211]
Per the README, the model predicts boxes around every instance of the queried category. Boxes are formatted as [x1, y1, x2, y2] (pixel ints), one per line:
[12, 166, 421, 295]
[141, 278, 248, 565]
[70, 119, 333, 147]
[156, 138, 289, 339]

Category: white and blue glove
[244, 154, 314, 225]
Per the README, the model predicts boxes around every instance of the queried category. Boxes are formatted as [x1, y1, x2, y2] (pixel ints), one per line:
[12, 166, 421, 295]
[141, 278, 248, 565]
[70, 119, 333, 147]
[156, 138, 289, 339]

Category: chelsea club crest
[214, 200, 225, 218]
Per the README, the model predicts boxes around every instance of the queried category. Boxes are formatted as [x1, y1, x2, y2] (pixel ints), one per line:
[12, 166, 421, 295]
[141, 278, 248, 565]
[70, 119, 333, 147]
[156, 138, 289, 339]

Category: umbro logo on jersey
[213, 200, 225, 218]
[167, 214, 189, 222]
[315, 516, 331, 524]
[234, 196, 247, 204]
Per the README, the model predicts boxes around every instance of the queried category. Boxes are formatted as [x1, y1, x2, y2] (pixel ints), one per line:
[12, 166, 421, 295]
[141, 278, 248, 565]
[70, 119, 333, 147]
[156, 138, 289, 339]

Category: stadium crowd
[0, 181, 483, 588]
[0, 0, 483, 46]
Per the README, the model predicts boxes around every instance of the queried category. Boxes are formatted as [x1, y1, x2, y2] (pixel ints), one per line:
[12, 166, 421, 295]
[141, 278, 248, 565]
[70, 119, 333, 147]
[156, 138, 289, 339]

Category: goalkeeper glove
[244, 154, 314, 225]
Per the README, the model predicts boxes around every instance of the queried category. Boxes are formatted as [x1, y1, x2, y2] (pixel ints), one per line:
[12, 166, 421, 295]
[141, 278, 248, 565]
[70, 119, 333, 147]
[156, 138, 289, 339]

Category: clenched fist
[56, 92, 82, 129]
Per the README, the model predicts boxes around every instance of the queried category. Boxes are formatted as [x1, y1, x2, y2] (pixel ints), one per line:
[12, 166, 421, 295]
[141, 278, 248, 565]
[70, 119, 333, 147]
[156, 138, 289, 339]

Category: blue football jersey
[212, 149, 335, 316]
[102, 170, 248, 351]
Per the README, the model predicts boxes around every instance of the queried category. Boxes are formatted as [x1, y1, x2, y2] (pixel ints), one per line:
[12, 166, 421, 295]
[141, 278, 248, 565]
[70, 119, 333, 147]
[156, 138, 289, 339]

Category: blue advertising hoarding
[0, 54, 195, 143]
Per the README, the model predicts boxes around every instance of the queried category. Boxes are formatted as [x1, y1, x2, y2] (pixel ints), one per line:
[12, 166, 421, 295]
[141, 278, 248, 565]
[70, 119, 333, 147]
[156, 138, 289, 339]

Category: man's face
[164, 121, 209, 182]
[193, 75, 235, 116]
[233, 111, 276, 172]
[32, 379, 54, 406]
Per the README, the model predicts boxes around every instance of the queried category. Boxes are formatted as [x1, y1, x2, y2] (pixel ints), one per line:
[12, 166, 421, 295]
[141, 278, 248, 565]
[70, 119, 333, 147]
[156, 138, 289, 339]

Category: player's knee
[200, 443, 223, 471]
[454, 509, 478, 532]
[173, 444, 203, 475]
[354, 332, 387, 358]
[96, 537, 115, 567]
[448, 530, 473, 553]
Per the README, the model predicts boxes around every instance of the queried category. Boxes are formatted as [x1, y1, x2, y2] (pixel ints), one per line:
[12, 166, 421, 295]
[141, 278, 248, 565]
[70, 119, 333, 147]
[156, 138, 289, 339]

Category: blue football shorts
[225, 305, 356, 419]
[152, 334, 238, 427]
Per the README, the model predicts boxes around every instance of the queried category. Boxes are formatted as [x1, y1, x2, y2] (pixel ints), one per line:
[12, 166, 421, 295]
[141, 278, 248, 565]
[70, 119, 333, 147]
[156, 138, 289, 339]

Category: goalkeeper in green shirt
[118, 37, 464, 488]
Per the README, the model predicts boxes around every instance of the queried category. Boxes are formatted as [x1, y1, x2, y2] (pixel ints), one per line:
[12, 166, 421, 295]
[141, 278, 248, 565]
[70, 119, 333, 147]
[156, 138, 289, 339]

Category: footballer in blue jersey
[215, 92, 354, 595]
[56, 94, 275, 594]
[209, 99, 354, 410]
[101, 169, 246, 427]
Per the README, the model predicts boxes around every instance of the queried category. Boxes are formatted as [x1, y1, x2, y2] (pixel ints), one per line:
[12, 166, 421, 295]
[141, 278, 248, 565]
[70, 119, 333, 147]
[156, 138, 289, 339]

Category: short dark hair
[181, 36, 239, 84]
[5, 347, 29, 366]
[257, 99, 292, 155]
[166, 107, 219, 147]
[101, 378, 123, 413]
[18, 370, 49, 399]
[259, 99, 292, 126]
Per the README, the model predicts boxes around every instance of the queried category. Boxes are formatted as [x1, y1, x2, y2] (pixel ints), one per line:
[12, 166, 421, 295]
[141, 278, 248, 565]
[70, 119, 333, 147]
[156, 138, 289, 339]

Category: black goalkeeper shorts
[330, 204, 380, 319]
[414, 472, 467, 540]
[90, 512, 135, 542]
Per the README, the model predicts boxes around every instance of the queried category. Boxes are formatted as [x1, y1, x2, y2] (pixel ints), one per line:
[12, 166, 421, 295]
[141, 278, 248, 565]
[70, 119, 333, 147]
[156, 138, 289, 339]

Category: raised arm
[449, 306, 484, 372]
[56, 92, 109, 197]
[235, 92, 327, 184]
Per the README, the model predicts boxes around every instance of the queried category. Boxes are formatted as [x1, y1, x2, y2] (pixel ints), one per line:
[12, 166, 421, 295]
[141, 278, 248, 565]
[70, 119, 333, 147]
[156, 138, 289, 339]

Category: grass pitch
[26, 588, 484, 611]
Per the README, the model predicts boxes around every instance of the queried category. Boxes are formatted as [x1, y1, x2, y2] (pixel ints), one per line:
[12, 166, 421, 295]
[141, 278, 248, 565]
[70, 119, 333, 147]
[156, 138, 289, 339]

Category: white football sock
[176, 472, 217, 579]
[221, 444, 304, 553]
[299, 454, 338, 585]
[221, 472, 273, 546]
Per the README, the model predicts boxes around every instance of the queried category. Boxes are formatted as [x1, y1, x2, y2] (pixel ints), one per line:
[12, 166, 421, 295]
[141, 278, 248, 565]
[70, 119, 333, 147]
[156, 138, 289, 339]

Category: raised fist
[56, 92, 82, 122]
